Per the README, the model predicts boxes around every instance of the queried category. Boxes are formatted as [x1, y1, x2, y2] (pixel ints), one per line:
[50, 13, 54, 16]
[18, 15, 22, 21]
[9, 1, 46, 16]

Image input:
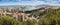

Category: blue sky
[0, 0, 60, 6]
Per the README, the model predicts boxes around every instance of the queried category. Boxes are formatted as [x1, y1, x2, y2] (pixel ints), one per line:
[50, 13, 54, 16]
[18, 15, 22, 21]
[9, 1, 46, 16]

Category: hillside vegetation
[38, 8, 60, 25]
[0, 8, 60, 25]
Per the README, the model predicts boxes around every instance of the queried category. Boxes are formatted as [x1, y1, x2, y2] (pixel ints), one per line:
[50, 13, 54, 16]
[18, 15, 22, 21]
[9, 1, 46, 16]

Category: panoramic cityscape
[0, 0, 60, 25]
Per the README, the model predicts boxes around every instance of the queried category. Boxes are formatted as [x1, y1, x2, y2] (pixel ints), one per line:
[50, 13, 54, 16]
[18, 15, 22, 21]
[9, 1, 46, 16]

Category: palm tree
[20, 6, 27, 12]
[20, 6, 27, 21]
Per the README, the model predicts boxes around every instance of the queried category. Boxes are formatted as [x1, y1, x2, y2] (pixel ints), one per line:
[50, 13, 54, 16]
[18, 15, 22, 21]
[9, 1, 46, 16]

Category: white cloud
[0, 0, 60, 6]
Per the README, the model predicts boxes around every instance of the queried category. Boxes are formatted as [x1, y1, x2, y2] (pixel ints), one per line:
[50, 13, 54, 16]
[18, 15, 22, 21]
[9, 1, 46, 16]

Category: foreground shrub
[22, 19, 38, 25]
[0, 16, 22, 25]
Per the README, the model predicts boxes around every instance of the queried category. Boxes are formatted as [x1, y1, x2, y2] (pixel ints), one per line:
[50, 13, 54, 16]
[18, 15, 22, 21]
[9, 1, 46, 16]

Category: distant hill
[0, 5, 60, 11]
